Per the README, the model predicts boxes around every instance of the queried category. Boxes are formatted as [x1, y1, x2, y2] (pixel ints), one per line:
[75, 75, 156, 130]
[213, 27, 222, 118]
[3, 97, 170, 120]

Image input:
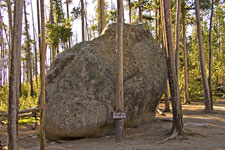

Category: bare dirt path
[1, 99, 225, 150]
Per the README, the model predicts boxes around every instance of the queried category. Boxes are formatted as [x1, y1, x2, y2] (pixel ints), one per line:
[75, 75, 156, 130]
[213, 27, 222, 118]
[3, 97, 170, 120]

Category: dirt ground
[1, 99, 225, 150]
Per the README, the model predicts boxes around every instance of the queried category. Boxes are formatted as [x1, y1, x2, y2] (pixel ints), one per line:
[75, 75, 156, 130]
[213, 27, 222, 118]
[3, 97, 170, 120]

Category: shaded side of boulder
[45, 23, 167, 140]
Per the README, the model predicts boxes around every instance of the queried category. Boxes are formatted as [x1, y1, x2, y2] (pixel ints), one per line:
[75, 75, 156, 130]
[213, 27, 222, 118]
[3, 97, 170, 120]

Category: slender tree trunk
[8, 0, 23, 149]
[7, 0, 13, 76]
[84, 2, 90, 41]
[52, 45, 56, 61]
[99, 0, 105, 34]
[37, 0, 42, 66]
[208, 0, 214, 111]
[24, 0, 34, 97]
[182, 0, 190, 104]
[66, 0, 69, 19]
[164, 81, 171, 112]
[138, 0, 142, 22]
[81, 0, 85, 41]
[49, 0, 56, 61]
[175, 0, 184, 130]
[163, 0, 184, 135]
[128, 0, 132, 23]
[160, 0, 170, 112]
[66, 0, 71, 48]
[155, 5, 158, 41]
[30, 0, 38, 87]
[158, 6, 161, 45]
[195, 0, 212, 113]
[175, 0, 181, 76]
[40, 0, 46, 149]
[115, 0, 124, 143]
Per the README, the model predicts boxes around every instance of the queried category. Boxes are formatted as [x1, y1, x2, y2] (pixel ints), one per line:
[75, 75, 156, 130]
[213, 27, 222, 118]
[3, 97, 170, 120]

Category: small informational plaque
[112, 111, 127, 119]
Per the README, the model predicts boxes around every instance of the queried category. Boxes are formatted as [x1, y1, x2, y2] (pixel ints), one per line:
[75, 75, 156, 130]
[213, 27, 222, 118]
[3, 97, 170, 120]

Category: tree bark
[155, 4, 158, 41]
[208, 0, 214, 111]
[49, 0, 56, 61]
[160, 0, 170, 113]
[163, 0, 184, 135]
[66, 0, 71, 48]
[115, 0, 124, 143]
[66, 0, 69, 19]
[7, 0, 23, 149]
[158, 6, 161, 45]
[81, 0, 85, 41]
[40, 0, 46, 149]
[138, 0, 142, 22]
[37, 0, 42, 66]
[182, 0, 190, 104]
[175, 0, 184, 131]
[99, 0, 105, 34]
[30, 0, 38, 87]
[128, 0, 132, 23]
[24, 0, 34, 97]
[6, 0, 13, 75]
[164, 81, 171, 112]
[195, 0, 212, 113]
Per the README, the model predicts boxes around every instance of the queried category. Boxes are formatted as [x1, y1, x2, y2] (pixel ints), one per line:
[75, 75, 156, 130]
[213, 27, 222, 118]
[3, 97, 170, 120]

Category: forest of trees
[0, 0, 224, 149]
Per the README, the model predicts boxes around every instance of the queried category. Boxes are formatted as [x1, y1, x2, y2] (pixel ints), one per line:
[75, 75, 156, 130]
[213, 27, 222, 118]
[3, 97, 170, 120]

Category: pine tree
[115, 0, 124, 143]
[8, 0, 23, 149]
[40, 0, 46, 149]
[195, 0, 212, 113]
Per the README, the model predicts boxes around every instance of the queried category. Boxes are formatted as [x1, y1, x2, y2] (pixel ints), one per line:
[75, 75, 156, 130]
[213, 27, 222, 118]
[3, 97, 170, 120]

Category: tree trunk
[37, 0, 42, 67]
[30, 0, 38, 87]
[24, 0, 34, 97]
[208, 0, 214, 111]
[175, 0, 184, 131]
[66, 0, 71, 48]
[163, 0, 184, 135]
[182, 0, 190, 104]
[7, 0, 23, 149]
[52, 45, 56, 61]
[40, 0, 46, 149]
[49, 0, 56, 61]
[164, 81, 171, 112]
[195, 0, 212, 113]
[99, 0, 105, 34]
[160, 0, 170, 112]
[7, 0, 13, 76]
[155, 4, 158, 41]
[81, 0, 85, 41]
[66, 0, 69, 19]
[158, 6, 161, 45]
[138, 0, 142, 22]
[115, 0, 124, 143]
[128, 0, 132, 23]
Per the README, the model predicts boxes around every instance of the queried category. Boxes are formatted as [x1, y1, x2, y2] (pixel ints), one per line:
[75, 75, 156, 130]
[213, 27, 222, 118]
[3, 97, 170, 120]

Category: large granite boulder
[45, 23, 167, 140]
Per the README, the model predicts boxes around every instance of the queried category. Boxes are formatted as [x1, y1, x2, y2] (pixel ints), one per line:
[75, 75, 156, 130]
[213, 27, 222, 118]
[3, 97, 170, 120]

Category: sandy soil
[1, 99, 225, 150]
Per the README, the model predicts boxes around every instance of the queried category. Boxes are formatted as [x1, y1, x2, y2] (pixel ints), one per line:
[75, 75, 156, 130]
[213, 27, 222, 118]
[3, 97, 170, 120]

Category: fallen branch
[0, 108, 39, 121]
[0, 107, 38, 116]
[0, 112, 38, 122]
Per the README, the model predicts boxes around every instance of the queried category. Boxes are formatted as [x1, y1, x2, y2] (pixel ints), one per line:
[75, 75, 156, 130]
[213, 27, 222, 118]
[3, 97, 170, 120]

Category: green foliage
[108, 10, 117, 22]
[18, 117, 39, 125]
[178, 3, 225, 101]
[71, 6, 81, 20]
[0, 85, 9, 111]
[46, 0, 72, 48]
[0, 80, 39, 111]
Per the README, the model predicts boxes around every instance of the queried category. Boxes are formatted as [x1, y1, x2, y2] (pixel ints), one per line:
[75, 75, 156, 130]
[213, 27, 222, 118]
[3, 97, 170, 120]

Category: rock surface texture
[45, 23, 167, 140]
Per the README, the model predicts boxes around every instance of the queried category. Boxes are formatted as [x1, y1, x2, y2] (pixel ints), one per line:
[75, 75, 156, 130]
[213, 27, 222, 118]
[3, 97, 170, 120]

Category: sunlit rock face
[45, 23, 167, 140]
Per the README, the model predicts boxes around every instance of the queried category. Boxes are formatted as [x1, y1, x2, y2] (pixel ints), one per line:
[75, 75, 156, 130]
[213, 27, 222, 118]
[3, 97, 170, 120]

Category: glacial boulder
[45, 23, 167, 140]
